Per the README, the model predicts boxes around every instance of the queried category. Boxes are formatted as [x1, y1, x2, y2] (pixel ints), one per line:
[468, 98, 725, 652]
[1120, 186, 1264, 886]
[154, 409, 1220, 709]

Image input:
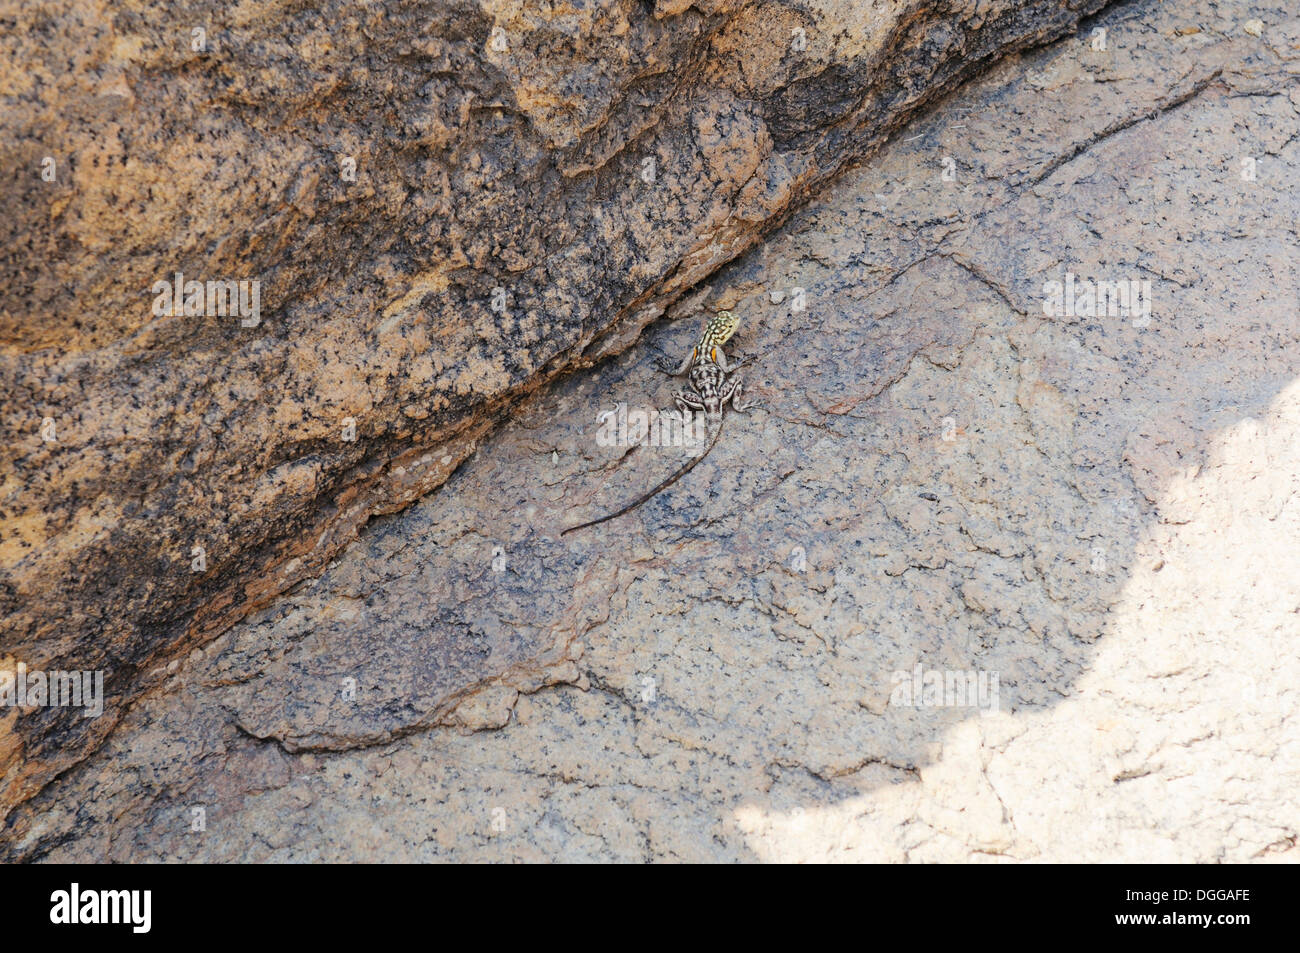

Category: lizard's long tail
[561, 415, 723, 536]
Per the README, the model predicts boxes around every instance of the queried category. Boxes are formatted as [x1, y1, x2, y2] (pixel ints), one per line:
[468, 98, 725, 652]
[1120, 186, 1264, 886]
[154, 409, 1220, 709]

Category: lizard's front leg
[708, 346, 732, 373]
[714, 347, 758, 374]
[701, 345, 751, 375]
[657, 349, 696, 376]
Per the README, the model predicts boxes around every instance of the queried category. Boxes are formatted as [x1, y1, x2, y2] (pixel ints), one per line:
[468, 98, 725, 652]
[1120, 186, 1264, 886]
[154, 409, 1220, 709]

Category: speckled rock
[0, 0, 1113, 820]
[5, 0, 1296, 862]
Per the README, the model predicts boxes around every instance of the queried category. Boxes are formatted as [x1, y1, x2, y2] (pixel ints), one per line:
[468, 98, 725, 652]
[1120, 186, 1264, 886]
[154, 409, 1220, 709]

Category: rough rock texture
[0, 0, 1113, 821]
[5, 0, 1296, 862]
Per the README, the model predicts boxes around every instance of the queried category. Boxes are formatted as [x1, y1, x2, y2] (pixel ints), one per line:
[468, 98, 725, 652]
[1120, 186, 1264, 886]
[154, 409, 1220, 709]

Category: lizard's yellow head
[711, 309, 739, 344]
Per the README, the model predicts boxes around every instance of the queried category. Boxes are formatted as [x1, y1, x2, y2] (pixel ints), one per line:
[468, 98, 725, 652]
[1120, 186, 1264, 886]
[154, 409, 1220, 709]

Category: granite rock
[6, 0, 1296, 862]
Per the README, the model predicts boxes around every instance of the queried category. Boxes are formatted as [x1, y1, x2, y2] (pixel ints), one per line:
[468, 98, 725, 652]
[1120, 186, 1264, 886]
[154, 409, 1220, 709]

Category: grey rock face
[6, 0, 1297, 862]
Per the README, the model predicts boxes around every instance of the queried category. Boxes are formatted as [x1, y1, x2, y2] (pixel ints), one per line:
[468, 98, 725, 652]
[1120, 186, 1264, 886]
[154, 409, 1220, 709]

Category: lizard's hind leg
[727, 377, 762, 413]
[674, 390, 706, 414]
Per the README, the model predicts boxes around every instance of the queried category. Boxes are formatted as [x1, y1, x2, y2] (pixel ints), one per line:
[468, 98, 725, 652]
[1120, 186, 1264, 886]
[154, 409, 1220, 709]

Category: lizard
[563, 313, 758, 535]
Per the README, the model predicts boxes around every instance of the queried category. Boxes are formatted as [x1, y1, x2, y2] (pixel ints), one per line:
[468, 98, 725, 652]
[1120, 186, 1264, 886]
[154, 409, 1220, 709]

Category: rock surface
[5, 0, 1296, 862]
[0, 0, 1112, 820]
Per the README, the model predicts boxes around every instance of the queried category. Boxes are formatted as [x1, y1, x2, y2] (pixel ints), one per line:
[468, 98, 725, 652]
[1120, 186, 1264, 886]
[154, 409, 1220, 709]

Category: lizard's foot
[656, 352, 691, 375]
[722, 374, 759, 413]
[730, 383, 762, 413]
